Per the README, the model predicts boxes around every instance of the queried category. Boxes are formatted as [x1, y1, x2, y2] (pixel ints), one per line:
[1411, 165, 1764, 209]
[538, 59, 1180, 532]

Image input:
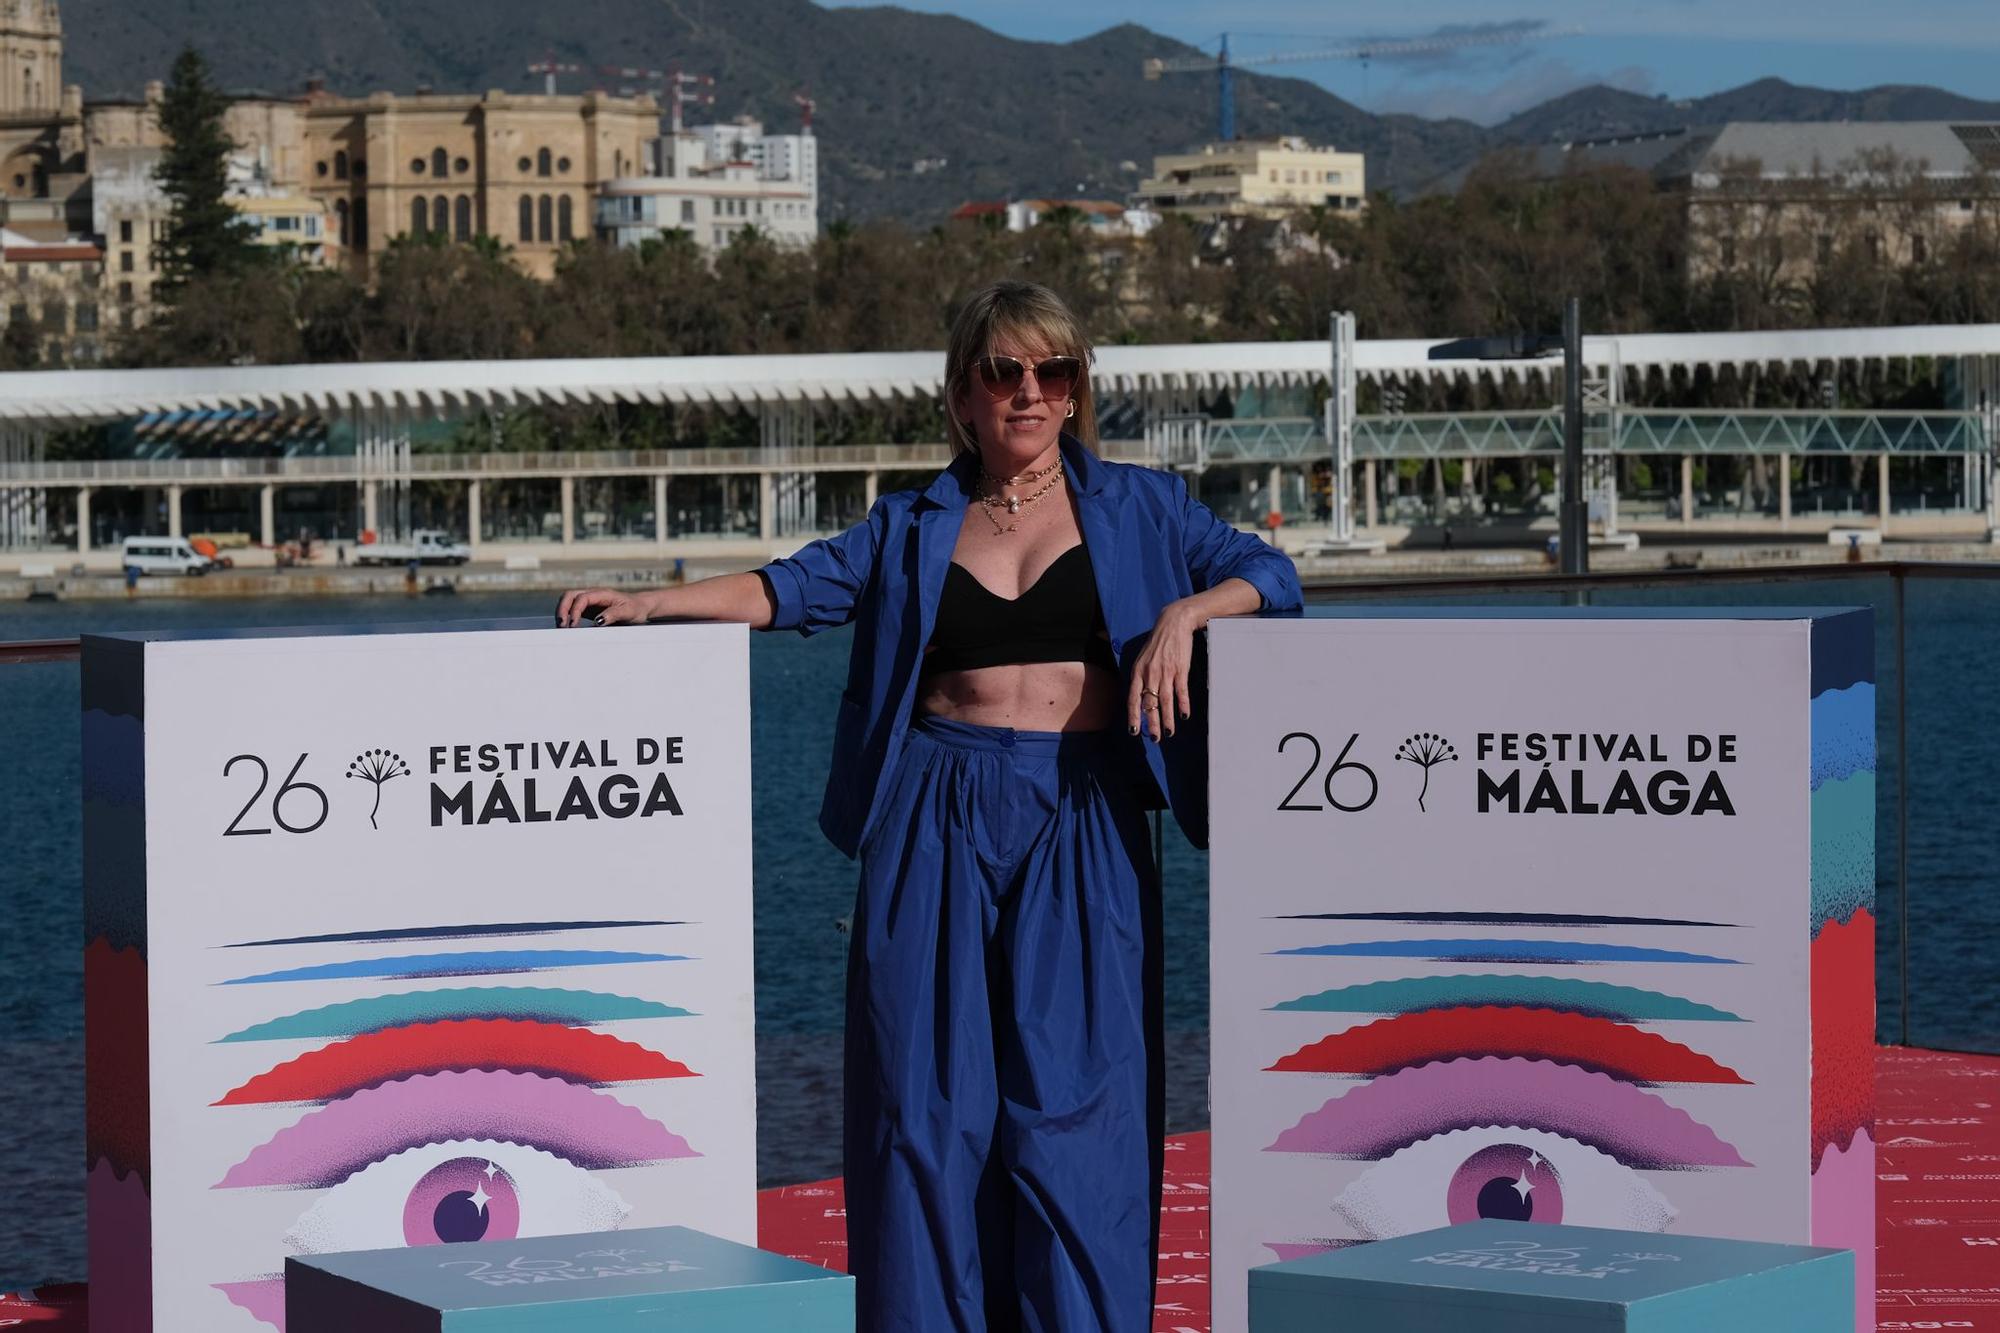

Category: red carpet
[7, 1045, 1996, 1330]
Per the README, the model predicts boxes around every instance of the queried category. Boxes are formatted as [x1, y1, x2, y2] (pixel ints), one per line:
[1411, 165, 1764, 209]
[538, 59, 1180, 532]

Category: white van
[121, 536, 212, 576]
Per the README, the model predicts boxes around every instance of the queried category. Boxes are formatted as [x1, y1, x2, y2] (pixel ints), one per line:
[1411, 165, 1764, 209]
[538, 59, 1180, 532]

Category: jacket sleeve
[1175, 475, 1304, 613]
[758, 499, 891, 635]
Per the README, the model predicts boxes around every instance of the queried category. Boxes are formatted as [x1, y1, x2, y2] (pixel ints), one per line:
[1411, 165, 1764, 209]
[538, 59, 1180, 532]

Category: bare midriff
[916, 659, 1124, 733]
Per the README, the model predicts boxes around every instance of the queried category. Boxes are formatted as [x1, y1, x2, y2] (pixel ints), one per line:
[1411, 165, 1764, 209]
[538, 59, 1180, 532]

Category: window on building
[518, 155, 532, 173]
[455, 194, 472, 242]
[316, 160, 328, 177]
[39, 299, 64, 332]
[454, 156, 469, 174]
[334, 150, 349, 180]
[432, 147, 448, 178]
[538, 194, 553, 242]
[119, 219, 132, 244]
[557, 156, 571, 174]
[275, 215, 297, 231]
[433, 194, 448, 235]
[1913, 233, 1928, 264]
[558, 194, 573, 241]
[519, 195, 533, 242]
[305, 217, 320, 238]
[412, 195, 429, 234]
[76, 302, 97, 332]
[537, 147, 552, 178]
[1865, 231, 1882, 260]
[681, 199, 695, 223]
[1961, 198, 1974, 211]
[7, 301, 26, 325]
[116, 281, 132, 304]
[335, 198, 349, 246]
[1816, 234, 1832, 265]
[119, 250, 133, 273]
[410, 157, 426, 175]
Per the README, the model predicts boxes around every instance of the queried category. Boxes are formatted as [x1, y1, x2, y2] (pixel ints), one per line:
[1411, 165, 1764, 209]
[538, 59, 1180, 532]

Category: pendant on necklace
[1007, 497, 1021, 515]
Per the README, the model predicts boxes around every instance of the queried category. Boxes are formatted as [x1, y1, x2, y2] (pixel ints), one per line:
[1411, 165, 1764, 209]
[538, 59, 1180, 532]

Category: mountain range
[56, 0, 2000, 221]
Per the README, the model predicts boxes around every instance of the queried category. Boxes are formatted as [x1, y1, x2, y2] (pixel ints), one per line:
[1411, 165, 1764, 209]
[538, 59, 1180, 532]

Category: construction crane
[1144, 27, 1576, 141]
[601, 64, 716, 132]
[526, 51, 588, 96]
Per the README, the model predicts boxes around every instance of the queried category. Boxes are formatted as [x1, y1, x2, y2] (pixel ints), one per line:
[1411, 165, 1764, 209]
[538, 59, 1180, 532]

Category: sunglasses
[974, 354, 1083, 402]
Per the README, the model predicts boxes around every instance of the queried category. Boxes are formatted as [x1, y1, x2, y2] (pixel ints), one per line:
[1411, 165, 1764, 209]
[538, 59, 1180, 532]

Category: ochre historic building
[301, 88, 660, 280]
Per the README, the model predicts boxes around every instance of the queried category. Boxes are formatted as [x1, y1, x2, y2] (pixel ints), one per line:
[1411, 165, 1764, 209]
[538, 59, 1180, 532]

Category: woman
[557, 280, 1302, 1331]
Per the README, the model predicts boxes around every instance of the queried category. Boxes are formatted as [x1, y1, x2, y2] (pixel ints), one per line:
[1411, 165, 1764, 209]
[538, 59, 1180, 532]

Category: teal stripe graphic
[216, 987, 697, 1042]
[1269, 974, 1746, 1022]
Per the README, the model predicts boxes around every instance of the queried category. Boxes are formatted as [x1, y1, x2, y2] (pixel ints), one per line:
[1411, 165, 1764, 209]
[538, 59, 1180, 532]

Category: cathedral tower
[0, 0, 61, 119]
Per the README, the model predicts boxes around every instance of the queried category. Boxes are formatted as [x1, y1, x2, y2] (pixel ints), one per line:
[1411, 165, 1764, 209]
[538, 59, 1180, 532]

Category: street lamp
[1427, 296, 1587, 576]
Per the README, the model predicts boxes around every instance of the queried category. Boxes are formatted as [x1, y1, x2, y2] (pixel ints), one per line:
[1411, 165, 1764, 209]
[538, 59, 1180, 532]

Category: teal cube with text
[1248, 1220, 1853, 1332]
[286, 1226, 854, 1333]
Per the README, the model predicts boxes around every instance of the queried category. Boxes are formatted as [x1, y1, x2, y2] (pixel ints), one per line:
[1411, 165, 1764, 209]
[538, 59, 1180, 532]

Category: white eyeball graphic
[1331, 1126, 1677, 1240]
[284, 1139, 631, 1254]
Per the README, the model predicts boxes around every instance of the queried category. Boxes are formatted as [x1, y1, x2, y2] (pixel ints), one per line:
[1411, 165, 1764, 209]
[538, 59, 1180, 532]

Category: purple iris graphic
[1448, 1142, 1562, 1225]
[404, 1156, 521, 1246]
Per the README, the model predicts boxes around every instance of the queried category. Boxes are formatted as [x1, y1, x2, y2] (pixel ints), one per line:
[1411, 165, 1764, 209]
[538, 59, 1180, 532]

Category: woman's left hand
[1127, 600, 1201, 741]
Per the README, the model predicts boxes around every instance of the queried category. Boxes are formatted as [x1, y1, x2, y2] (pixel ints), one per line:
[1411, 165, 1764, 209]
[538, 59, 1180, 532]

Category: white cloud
[1369, 58, 1656, 125]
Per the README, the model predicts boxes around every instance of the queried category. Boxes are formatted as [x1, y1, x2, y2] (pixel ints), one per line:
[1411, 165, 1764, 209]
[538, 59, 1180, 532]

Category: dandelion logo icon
[345, 748, 411, 829]
[1393, 732, 1458, 812]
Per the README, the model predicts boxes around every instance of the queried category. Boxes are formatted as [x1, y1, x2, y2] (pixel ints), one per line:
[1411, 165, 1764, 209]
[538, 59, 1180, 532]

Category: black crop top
[923, 544, 1119, 676]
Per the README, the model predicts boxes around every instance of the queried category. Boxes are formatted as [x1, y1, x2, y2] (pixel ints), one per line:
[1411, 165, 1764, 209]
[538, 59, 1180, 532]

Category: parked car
[121, 536, 213, 576]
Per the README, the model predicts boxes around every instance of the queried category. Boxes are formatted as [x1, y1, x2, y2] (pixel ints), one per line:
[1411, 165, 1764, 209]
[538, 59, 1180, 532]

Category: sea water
[4, 578, 1996, 1286]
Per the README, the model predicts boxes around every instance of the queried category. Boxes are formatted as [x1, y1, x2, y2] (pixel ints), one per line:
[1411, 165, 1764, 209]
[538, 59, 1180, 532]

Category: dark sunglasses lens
[977, 356, 1026, 397]
[1036, 358, 1080, 398]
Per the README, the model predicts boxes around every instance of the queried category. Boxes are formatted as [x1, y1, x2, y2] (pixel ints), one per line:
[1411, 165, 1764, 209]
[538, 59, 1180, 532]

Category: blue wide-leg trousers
[844, 715, 1164, 1333]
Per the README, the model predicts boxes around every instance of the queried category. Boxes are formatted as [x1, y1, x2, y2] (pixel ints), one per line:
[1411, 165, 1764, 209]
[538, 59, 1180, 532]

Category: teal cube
[1248, 1221, 1853, 1332]
[286, 1227, 854, 1332]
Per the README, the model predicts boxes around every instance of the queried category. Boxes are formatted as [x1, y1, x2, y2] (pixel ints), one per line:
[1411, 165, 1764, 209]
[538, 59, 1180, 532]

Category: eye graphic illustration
[1270, 939, 1741, 966]
[1327, 1127, 1677, 1240]
[1268, 974, 1745, 1024]
[282, 1140, 630, 1253]
[1265, 1007, 1748, 1086]
[213, 1018, 698, 1105]
[216, 1069, 698, 1191]
[1266, 1056, 1748, 1169]
[217, 986, 697, 1043]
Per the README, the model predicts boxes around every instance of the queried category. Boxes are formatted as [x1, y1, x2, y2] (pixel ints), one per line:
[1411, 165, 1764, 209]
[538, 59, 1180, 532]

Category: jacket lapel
[1066, 437, 1131, 652]
[914, 451, 974, 648]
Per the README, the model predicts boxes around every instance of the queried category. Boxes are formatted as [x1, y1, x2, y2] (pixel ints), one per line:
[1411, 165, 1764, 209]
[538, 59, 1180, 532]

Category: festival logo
[1393, 733, 1458, 812]
[345, 750, 411, 830]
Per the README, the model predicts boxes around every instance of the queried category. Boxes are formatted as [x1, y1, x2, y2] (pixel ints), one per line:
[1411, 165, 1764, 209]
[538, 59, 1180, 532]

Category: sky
[815, 0, 2000, 125]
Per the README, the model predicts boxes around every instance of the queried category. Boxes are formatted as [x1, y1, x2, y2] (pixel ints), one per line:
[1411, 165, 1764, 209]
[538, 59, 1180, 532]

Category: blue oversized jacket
[759, 435, 1304, 858]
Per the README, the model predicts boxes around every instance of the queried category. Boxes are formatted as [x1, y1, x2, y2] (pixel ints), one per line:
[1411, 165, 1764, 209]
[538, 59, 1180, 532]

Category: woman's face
[955, 330, 1074, 471]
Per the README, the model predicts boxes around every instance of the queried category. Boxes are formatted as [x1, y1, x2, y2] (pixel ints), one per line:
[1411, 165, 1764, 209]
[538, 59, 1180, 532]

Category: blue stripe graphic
[220, 949, 689, 984]
[1270, 939, 1741, 965]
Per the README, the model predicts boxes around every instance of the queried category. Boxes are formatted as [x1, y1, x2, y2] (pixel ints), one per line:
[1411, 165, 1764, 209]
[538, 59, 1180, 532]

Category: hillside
[55, 1, 2000, 220]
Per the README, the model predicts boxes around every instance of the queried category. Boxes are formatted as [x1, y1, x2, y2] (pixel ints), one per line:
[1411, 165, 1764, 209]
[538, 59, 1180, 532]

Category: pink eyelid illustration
[213, 1068, 698, 1190]
[1264, 1056, 1751, 1170]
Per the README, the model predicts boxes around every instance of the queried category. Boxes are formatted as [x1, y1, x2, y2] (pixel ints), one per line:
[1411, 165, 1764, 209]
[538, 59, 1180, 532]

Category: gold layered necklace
[977, 461, 1064, 534]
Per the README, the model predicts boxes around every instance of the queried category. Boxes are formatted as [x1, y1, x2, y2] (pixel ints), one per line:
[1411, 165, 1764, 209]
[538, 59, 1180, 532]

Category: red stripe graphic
[1265, 1005, 1749, 1084]
[213, 1018, 697, 1105]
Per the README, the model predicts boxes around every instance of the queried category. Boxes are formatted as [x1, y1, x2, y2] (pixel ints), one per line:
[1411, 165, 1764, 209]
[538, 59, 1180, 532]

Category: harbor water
[4, 578, 1996, 1287]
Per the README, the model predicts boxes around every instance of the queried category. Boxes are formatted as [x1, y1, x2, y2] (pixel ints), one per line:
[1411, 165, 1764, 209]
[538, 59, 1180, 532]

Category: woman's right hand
[556, 587, 651, 627]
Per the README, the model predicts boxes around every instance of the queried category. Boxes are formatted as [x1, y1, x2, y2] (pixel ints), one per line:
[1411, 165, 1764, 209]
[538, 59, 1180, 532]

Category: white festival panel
[81, 621, 755, 1333]
[1206, 610, 1875, 1333]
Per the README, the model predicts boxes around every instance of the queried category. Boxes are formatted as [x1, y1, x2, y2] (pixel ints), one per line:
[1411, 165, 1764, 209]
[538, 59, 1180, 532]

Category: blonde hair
[943, 280, 1097, 453]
